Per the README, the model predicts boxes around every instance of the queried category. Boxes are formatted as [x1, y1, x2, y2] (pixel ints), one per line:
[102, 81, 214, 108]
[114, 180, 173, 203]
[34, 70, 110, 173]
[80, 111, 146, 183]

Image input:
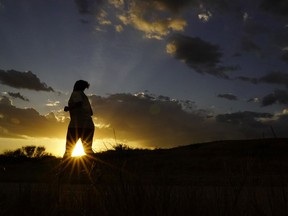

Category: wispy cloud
[7, 92, 29, 102]
[46, 99, 60, 107]
[241, 36, 262, 55]
[115, 1, 187, 40]
[238, 71, 288, 88]
[75, 0, 190, 39]
[243, 19, 270, 36]
[217, 93, 238, 101]
[0, 69, 54, 92]
[247, 97, 261, 103]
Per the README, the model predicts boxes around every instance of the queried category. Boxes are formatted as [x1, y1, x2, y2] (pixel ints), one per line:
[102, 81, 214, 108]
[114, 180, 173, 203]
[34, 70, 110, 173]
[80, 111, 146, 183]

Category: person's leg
[81, 127, 95, 156]
[63, 127, 78, 158]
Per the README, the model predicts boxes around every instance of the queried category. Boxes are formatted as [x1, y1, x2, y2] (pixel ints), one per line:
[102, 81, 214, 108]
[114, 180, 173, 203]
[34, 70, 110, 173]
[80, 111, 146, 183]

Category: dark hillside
[1, 139, 288, 216]
[1, 138, 288, 186]
[109, 138, 288, 185]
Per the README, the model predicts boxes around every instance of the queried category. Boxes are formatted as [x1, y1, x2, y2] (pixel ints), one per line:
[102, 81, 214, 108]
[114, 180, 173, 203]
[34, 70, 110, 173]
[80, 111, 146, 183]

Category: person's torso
[68, 91, 94, 128]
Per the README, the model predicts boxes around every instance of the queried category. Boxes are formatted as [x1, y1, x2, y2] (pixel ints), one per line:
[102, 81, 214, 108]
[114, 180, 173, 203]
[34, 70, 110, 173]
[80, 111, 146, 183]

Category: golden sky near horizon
[1, 0, 288, 155]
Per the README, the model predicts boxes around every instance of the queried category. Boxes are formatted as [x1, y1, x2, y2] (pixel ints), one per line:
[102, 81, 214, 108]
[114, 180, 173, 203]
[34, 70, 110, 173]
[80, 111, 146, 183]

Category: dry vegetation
[1, 138, 288, 215]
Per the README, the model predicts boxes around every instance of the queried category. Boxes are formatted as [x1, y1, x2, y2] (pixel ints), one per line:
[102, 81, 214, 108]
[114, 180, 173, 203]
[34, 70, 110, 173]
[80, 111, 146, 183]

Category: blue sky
[1, 0, 288, 156]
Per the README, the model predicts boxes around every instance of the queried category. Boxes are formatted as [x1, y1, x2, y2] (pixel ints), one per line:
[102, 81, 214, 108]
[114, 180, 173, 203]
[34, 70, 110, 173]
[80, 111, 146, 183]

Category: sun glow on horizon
[72, 140, 86, 157]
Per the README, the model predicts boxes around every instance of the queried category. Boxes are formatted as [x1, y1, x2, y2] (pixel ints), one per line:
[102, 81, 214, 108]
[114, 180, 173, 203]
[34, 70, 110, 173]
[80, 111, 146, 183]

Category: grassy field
[1, 182, 288, 216]
[1, 138, 288, 215]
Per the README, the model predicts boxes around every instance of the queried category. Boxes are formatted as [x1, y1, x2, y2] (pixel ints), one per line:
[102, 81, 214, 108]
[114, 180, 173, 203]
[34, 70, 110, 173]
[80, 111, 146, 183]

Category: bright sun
[71, 140, 86, 157]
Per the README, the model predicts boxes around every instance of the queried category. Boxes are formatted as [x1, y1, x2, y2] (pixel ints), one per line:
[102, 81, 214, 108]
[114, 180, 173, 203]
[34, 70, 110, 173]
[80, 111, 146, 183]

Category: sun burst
[71, 140, 86, 157]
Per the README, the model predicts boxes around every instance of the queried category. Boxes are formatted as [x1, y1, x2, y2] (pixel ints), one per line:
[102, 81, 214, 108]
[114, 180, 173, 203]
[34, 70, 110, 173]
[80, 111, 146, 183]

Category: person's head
[73, 80, 90, 91]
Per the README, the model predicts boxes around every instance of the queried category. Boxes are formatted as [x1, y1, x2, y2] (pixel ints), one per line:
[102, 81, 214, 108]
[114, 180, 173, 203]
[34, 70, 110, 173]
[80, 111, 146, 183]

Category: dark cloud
[203, 0, 231, 11]
[0, 96, 65, 138]
[75, 0, 91, 14]
[237, 71, 288, 87]
[241, 36, 262, 54]
[260, 71, 288, 86]
[232, 52, 242, 57]
[215, 111, 276, 138]
[260, 0, 288, 16]
[270, 30, 288, 53]
[214, 104, 288, 138]
[261, 89, 288, 106]
[217, 93, 238, 101]
[238, 72, 288, 106]
[167, 34, 237, 78]
[281, 52, 288, 64]
[87, 92, 287, 148]
[237, 76, 259, 84]
[0, 69, 54, 92]
[74, 0, 103, 14]
[7, 92, 29, 102]
[89, 93, 208, 147]
[89, 92, 243, 147]
[242, 3, 288, 61]
[216, 111, 273, 130]
[243, 20, 270, 36]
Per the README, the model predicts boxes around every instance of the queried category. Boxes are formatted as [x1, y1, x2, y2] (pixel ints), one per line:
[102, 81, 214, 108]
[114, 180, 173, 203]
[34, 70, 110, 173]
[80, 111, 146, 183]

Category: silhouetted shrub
[2, 146, 52, 158]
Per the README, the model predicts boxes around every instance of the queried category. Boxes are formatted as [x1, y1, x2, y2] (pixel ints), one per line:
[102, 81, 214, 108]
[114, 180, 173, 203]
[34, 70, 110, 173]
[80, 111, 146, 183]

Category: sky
[1, 0, 288, 156]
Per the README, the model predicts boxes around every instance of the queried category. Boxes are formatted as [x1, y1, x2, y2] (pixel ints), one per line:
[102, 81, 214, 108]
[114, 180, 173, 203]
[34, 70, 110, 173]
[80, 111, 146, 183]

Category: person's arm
[64, 91, 83, 112]
[64, 101, 82, 112]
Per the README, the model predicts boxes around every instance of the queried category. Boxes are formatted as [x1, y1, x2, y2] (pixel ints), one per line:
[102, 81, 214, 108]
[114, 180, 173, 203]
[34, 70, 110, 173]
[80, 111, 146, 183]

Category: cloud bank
[1, 91, 288, 148]
[0, 96, 65, 139]
[88, 92, 286, 147]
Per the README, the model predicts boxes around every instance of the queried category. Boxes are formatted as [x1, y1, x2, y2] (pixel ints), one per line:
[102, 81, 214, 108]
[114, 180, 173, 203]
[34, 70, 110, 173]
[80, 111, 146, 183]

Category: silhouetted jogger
[63, 80, 95, 158]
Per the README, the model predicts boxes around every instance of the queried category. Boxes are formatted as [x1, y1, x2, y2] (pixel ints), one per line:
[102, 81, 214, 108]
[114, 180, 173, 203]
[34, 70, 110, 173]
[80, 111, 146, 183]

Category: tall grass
[1, 179, 288, 216]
